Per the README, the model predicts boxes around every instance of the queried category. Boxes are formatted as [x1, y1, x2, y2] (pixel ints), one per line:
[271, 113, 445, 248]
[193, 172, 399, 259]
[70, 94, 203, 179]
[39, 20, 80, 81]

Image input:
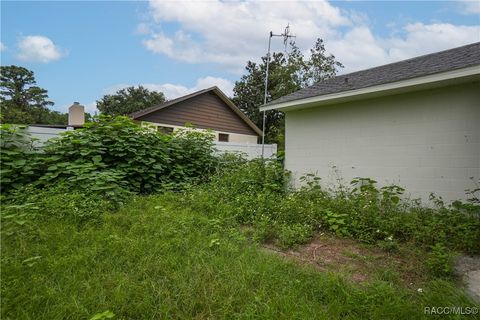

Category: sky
[1, 0, 479, 114]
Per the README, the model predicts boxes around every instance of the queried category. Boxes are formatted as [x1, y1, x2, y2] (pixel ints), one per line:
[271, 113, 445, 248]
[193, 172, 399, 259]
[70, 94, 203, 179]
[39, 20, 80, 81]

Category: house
[260, 42, 480, 203]
[27, 94, 276, 159]
[130, 86, 262, 144]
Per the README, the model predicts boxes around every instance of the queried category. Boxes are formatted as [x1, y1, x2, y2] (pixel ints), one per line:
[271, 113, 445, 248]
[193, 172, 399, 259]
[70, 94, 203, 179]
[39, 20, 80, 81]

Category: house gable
[133, 89, 260, 136]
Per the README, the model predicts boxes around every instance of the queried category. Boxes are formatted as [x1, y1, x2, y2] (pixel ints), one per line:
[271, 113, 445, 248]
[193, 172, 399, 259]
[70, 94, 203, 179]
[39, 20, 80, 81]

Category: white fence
[27, 126, 73, 147]
[27, 126, 277, 159]
[214, 141, 277, 159]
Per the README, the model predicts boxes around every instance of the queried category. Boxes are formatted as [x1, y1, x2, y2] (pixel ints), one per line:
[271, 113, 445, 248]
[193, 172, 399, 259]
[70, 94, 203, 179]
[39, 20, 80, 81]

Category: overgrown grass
[185, 159, 480, 255]
[2, 194, 476, 319]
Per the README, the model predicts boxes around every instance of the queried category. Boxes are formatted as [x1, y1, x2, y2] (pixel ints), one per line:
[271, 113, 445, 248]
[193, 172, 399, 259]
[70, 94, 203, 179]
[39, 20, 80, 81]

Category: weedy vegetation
[1, 117, 479, 319]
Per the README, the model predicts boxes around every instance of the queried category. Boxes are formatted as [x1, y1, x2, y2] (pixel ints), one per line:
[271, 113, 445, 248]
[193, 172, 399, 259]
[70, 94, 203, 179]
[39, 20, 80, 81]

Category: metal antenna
[261, 24, 296, 159]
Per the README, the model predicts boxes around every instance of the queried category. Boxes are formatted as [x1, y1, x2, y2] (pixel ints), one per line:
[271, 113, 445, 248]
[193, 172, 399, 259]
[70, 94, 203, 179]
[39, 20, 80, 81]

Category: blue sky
[1, 1, 479, 114]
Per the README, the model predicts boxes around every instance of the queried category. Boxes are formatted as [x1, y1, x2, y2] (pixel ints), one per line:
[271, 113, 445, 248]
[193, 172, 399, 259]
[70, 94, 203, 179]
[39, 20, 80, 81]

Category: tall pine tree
[0, 65, 65, 125]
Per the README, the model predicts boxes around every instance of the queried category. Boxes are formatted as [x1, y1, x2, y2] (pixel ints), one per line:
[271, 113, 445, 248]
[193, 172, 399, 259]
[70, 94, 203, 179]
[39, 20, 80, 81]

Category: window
[218, 133, 229, 142]
[157, 126, 174, 135]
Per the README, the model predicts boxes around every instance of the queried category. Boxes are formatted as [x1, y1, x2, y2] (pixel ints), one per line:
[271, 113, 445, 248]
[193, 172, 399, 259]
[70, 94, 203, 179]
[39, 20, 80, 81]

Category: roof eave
[260, 65, 480, 112]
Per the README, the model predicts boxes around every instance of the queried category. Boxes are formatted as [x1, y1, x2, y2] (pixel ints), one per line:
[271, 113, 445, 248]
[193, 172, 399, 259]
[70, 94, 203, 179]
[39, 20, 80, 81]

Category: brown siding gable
[130, 86, 262, 136]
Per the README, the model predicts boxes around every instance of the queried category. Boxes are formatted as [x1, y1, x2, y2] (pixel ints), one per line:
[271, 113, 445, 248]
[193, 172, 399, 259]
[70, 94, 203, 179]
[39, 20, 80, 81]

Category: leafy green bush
[40, 116, 217, 194]
[1, 116, 218, 205]
[277, 223, 313, 248]
[425, 244, 455, 278]
[0, 124, 42, 192]
[321, 209, 349, 236]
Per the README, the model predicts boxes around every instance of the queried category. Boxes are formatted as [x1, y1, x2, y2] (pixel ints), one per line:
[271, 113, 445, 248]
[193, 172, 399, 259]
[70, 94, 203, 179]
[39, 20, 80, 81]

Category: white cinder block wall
[285, 82, 480, 203]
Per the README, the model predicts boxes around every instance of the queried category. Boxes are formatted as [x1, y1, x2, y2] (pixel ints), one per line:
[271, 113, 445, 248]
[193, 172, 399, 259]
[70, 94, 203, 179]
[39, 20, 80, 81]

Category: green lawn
[1, 194, 476, 319]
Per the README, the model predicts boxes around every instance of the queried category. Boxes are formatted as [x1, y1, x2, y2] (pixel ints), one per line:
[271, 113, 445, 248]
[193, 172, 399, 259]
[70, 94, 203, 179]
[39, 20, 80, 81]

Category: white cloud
[141, 0, 480, 75]
[0, 42, 6, 51]
[458, 0, 480, 14]
[104, 76, 234, 100]
[329, 23, 480, 73]
[136, 23, 151, 35]
[387, 23, 480, 61]
[143, 0, 350, 73]
[15, 35, 65, 63]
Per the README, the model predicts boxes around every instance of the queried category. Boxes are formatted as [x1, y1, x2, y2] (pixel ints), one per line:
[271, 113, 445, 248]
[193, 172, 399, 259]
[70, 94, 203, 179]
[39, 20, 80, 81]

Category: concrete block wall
[285, 81, 480, 203]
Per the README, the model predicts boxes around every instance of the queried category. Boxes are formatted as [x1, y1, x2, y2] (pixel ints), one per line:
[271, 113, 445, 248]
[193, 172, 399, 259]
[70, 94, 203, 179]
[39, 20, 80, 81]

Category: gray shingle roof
[266, 42, 480, 106]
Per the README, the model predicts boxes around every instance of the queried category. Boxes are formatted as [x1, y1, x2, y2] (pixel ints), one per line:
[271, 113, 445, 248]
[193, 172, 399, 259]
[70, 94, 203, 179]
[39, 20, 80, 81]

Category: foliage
[89, 310, 115, 320]
[464, 177, 480, 205]
[377, 237, 400, 253]
[425, 244, 455, 278]
[184, 160, 480, 253]
[0, 65, 68, 125]
[96, 86, 166, 116]
[1, 185, 113, 236]
[0, 116, 217, 205]
[0, 124, 42, 192]
[321, 209, 349, 236]
[1, 194, 475, 319]
[233, 39, 343, 146]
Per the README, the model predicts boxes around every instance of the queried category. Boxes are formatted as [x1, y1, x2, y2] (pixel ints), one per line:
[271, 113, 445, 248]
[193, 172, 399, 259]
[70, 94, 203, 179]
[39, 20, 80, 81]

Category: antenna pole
[261, 32, 272, 159]
[261, 25, 296, 160]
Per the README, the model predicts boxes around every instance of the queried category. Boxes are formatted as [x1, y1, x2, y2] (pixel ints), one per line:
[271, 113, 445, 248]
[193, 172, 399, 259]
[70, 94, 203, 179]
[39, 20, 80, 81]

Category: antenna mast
[261, 24, 296, 159]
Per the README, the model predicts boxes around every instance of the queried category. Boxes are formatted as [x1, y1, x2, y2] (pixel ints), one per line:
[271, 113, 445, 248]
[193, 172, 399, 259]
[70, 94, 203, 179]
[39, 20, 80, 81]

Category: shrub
[425, 244, 455, 278]
[1, 116, 218, 201]
[321, 209, 349, 236]
[277, 223, 313, 248]
[40, 116, 217, 194]
[0, 124, 42, 192]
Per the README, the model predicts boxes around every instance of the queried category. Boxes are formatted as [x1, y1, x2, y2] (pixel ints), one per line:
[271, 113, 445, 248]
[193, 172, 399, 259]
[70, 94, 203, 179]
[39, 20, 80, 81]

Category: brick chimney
[68, 102, 85, 126]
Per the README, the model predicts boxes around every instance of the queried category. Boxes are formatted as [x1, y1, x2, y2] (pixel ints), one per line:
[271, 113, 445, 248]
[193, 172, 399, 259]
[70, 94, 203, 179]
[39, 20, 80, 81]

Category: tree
[0, 65, 59, 124]
[233, 38, 343, 147]
[96, 86, 166, 116]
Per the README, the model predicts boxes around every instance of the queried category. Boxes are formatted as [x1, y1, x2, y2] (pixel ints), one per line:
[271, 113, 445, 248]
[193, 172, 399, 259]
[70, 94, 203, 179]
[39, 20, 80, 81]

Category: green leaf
[14, 159, 26, 166]
[92, 155, 102, 164]
[89, 310, 115, 320]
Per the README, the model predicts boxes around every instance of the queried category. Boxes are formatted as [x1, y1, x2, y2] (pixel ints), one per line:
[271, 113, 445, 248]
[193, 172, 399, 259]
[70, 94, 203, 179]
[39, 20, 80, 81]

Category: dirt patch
[261, 233, 427, 287]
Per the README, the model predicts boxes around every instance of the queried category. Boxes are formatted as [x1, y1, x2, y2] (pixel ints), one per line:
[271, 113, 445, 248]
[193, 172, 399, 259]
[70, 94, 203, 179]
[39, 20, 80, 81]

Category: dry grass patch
[261, 232, 429, 288]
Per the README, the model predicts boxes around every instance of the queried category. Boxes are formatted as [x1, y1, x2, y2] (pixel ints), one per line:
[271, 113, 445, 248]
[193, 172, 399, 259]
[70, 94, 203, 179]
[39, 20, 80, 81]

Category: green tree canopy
[0, 65, 66, 125]
[233, 39, 343, 147]
[96, 86, 166, 116]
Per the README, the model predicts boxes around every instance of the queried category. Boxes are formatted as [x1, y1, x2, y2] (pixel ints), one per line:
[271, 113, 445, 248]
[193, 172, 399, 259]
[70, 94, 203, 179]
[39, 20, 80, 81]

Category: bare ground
[261, 232, 428, 288]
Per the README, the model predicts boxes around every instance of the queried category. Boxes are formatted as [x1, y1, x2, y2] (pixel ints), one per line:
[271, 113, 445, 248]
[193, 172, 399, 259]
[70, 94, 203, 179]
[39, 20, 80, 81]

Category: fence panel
[214, 142, 277, 159]
[27, 126, 277, 159]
